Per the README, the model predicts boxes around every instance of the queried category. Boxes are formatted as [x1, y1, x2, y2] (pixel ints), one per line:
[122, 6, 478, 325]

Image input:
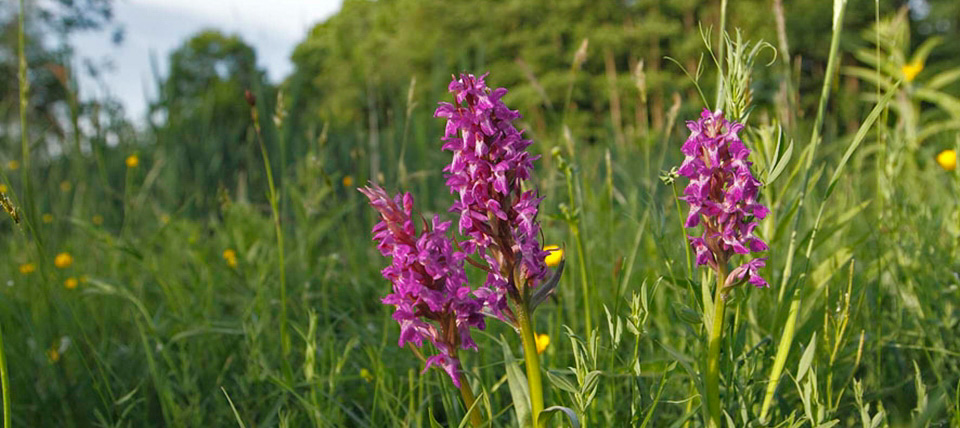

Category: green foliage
[2, 0, 960, 426]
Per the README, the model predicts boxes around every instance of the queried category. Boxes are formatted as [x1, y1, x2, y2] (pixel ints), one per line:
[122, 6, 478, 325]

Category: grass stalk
[759, 0, 847, 421]
[0, 322, 10, 428]
[249, 96, 292, 377]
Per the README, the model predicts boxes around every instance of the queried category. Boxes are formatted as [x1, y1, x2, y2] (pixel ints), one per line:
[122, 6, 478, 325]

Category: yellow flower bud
[54, 252, 73, 269]
[360, 368, 374, 382]
[543, 245, 564, 268]
[342, 175, 354, 188]
[64, 277, 79, 289]
[19, 263, 36, 275]
[126, 154, 139, 168]
[937, 149, 957, 171]
[902, 61, 923, 82]
[223, 249, 238, 268]
[535, 333, 550, 354]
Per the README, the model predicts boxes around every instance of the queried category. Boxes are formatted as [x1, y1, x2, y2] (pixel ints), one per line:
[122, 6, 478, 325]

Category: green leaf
[767, 139, 794, 184]
[545, 370, 578, 394]
[428, 408, 444, 428]
[538, 406, 580, 428]
[501, 335, 531, 427]
[797, 333, 817, 383]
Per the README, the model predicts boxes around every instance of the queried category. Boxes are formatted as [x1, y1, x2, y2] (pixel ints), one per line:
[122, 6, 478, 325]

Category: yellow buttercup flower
[19, 263, 36, 275]
[47, 347, 60, 363]
[42, 213, 54, 224]
[360, 368, 374, 382]
[902, 61, 923, 82]
[92, 214, 104, 226]
[223, 249, 238, 268]
[0, 184, 7, 193]
[535, 333, 550, 354]
[54, 252, 73, 269]
[7, 160, 19, 171]
[64, 277, 78, 289]
[342, 175, 354, 188]
[543, 245, 564, 268]
[126, 154, 139, 168]
[60, 181, 72, 192]
[937, 149, 957, 171]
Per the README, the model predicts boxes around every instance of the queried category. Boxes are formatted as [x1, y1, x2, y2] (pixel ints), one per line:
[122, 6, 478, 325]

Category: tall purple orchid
[676, 108, 769, 428]
[359, 185, 486, 388]
[678, 108, 769, 289]
[434, 73, 549, 323]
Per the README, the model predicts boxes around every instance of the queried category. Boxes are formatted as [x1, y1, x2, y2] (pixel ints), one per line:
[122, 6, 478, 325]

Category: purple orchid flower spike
[678, 109, 769, 290]
[359, 184, 486, 388]
[435, 73, 555, 322]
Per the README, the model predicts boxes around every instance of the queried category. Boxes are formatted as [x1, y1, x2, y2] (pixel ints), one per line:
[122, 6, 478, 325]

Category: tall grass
[1, 1, 959, 427]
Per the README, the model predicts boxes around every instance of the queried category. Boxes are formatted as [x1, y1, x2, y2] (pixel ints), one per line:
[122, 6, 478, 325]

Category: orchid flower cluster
[435, 73, 550, 323]
[358, 186, 485, 387]
[361, 73, 560, 394]
[678, 108, 769, 289]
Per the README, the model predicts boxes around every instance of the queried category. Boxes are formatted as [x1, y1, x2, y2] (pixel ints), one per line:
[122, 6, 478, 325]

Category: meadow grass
[2, 0, 960, 427]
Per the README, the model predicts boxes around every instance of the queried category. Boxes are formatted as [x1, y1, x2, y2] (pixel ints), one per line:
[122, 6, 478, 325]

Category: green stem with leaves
[705, 265, 727, 428]
[249, 98, 292, 378]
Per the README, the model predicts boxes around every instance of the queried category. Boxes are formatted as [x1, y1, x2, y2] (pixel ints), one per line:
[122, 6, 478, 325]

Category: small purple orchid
[434, 73, 550, 322]
[678, 109, 769, 289]
[359, 185, 486, 387]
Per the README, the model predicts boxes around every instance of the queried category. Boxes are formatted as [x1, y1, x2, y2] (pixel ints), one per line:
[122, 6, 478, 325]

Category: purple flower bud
[678, 109, 769, 288]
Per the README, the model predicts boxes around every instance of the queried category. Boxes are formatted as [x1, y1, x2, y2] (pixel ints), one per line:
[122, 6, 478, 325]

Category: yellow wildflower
[64, 277, 78, 289]
[19, 263, 36, 275]
[360, 368, 374, 382]
[54, 252, 73, 269]
[92, 215, 104, 226]
[543, 245, 564, 268]
[7, 160, 19, 171]
[0, 184, 7, 193]
[535, 333, 550, 354]
[60, 181, 72, 192]
[902, 61, 923, 82]
[126, 154, 139, 169]
[223, 249, 238, 268]
[42, 213, 54, 224]
[47, 347, 60, 363]
[342, 175, 354, 188]
[937, 149, 957, 171]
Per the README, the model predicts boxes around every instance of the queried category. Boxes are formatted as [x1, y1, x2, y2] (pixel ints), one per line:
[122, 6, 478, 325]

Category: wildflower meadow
[1, 0, 960, 426]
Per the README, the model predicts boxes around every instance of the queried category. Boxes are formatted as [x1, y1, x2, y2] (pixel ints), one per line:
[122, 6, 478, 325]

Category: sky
[69, 0, 343, 120]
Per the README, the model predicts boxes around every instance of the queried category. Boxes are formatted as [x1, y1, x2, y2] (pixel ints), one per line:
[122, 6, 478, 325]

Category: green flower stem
[705, 265, 727, 428]
[458, 379, 483, 427]
[0, 322, 10, 428]
[516, 303, 544, 428]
